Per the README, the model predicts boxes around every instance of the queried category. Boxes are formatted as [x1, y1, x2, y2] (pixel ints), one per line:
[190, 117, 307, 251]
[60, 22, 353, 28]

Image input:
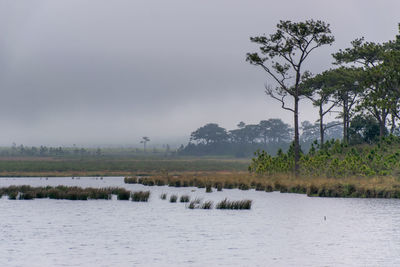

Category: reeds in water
[170, 194, 178, 203]
[0, 185, 132, 201]
[188, 198, 202, 209]
[205, 184, 212, 193]
[131, 191, 150, 202]
[180, 195, 190, 202]
[200, 200, 213, 209]
[216, 198, 252, 210]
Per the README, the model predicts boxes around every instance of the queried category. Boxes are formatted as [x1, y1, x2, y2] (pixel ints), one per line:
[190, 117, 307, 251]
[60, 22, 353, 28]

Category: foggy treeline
[179, 119, 343, 157]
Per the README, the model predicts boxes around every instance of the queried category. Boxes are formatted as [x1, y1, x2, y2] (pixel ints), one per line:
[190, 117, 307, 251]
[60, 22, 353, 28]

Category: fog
[1, 0, 399, 147]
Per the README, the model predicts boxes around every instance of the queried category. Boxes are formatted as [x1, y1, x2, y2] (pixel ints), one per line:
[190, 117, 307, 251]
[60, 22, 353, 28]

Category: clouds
[0, 0, 399, 146]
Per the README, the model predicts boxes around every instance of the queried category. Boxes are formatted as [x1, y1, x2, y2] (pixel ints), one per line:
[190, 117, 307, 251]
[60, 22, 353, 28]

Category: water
[1, 177, 400, 266]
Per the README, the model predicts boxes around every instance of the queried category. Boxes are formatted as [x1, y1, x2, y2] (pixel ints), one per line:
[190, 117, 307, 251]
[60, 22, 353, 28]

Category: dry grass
[126, 171, 400, 198]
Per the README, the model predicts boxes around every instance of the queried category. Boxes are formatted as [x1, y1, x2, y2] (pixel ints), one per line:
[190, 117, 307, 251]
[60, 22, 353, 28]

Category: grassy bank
[0, 157, 249, 177]
[125, 171, 400, 199]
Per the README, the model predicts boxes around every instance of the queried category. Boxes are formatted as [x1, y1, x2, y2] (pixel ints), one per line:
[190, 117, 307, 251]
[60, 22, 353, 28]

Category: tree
[300, 121, 319, 143]
[349, 114, 382, 144]
[258, 119, 292, 144]
[140, 136, 150, 152]
[247, 20, 334, 176]
[303, 67, 362, 144]
[190, 123, 229, 145]
[333, 38, 391, 137]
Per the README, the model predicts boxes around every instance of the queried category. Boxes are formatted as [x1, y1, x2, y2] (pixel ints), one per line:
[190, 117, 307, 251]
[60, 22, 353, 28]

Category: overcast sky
[0, 0, 399, 147]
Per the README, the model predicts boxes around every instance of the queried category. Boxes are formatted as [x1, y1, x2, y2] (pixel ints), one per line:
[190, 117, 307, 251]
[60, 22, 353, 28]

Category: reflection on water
[1, 177, 400, 266]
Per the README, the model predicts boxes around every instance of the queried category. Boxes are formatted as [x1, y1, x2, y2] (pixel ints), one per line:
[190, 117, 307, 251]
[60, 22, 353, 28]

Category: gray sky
[1, 0, 399, 147]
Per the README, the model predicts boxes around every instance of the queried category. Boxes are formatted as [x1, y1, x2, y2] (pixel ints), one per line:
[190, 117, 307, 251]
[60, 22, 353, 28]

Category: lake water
[1, 177, 400, 266]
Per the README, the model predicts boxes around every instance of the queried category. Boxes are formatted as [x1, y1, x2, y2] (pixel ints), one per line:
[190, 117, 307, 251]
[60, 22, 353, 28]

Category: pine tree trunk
[319, 105, 324, 148]
[294, 96, 300, 177]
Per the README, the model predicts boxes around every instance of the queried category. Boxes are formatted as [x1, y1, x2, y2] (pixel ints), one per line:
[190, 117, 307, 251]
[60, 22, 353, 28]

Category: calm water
[1, 177, 400, 267]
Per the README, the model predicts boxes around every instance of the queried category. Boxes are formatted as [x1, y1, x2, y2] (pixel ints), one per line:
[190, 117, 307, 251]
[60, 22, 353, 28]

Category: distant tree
[140, 136, 150, 152]
[258, 119, 292, 144]
[190, 123, 229, 145]
[247, 19, 335, 176]
[300, 121, 319, 143]
[237, 121, 246, 129]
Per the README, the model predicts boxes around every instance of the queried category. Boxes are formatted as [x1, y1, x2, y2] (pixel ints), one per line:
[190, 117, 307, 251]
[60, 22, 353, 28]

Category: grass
[0, 185, 134, 201]
[160, 193, 167, 200]
[0, 157, 249, 177]
[170, 194, 178, 203]
[131, 191, 150, 202]
[180, 195, 190, 202]
[188, 198, 202, 209]
[200, 200, 214, 209]
[216, 198, 252, 210]
[205, 184, 212, 193]
[126, 170, 400, 199]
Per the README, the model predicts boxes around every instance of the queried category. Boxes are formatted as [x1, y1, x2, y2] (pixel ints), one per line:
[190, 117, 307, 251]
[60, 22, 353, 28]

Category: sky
[0, 0, 399, 147]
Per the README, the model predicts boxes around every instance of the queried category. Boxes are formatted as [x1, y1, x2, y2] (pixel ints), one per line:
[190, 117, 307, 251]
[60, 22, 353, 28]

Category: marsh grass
[200, 200, 213, 209]
[216, 198, 252, 210]
[131, 191, 150, 202]
[170, 194, 178, 203]
[205, 184, 212, 193]
[0, 185, 132, 201]
[179, 195, 190, 202]
[116, 189, 131, 200]
[187, 198, 202, 209]
[128, 171, 400, 199]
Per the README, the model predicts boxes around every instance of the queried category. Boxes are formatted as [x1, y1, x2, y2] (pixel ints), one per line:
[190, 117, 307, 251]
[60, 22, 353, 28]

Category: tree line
[179, 118, 344, 157]
[246, 20, 400, 176]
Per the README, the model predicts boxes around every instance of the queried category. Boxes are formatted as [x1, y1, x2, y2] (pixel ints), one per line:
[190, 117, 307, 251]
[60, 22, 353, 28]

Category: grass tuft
[131, 191, 150, 202]
[216, 198, 252, 210]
